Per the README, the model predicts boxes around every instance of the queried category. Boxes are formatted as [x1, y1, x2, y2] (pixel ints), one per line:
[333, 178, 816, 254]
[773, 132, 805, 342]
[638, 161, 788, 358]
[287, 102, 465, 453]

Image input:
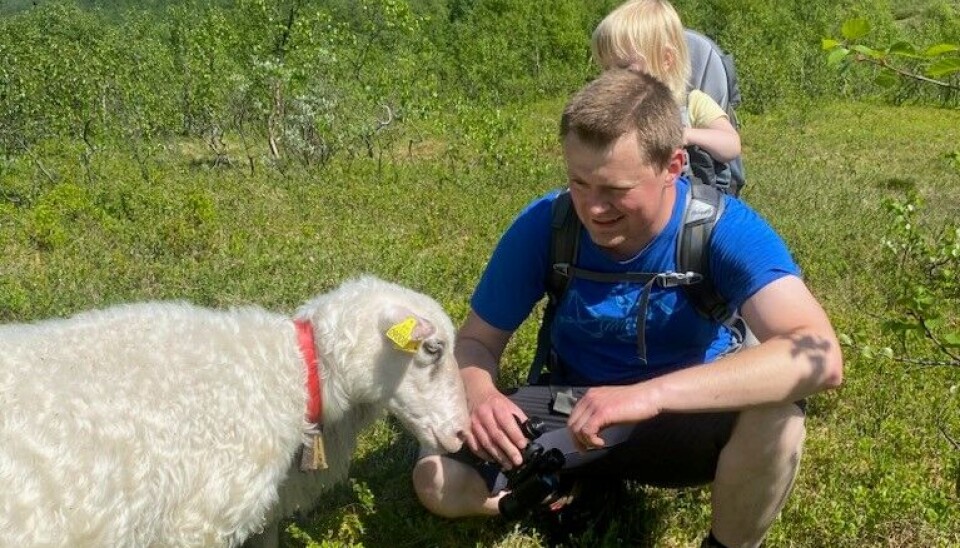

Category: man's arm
[456, 311, 533, 468]
[567, 275, 843, 449]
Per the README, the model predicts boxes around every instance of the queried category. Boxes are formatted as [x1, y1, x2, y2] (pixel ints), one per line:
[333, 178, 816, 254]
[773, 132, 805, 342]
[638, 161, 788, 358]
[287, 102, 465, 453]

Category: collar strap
[294, 318, 323, 425]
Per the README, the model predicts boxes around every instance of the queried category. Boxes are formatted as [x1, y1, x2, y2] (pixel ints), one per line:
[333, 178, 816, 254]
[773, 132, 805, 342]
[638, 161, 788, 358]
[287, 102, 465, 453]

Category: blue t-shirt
[471, 179, 800, 385]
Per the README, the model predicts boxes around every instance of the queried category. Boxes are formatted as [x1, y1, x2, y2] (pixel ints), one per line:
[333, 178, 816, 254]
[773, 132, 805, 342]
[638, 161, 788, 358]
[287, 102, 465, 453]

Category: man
[412, 69, 843, 548]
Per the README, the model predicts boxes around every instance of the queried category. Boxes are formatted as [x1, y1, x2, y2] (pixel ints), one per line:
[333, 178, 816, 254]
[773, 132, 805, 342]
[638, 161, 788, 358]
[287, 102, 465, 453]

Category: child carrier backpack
[529, 181, 731, 384]
[684, 29, 745, 196]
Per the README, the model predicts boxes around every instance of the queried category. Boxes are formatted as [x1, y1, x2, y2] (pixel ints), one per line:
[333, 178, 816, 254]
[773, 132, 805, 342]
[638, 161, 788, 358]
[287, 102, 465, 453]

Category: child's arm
[684, 90, 742, 163]
[684, 116, 741, 163]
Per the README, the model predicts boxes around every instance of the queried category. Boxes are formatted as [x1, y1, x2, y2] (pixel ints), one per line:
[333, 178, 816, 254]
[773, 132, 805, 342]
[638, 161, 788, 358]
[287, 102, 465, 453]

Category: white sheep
[0, 275, 468, 547]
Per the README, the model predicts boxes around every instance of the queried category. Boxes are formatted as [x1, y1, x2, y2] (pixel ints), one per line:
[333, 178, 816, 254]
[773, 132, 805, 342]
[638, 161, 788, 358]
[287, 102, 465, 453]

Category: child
[592, 0, 741, 165]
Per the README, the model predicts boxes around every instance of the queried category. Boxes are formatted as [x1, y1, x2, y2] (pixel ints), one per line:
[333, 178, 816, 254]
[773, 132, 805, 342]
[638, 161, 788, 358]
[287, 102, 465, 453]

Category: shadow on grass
[276, 419, 671, 547]
[874, 176, 916, 192]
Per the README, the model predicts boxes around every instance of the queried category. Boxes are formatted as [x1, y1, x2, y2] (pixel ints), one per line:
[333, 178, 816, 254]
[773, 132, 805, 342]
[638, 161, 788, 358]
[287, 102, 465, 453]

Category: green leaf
[887, 41, 917, 56]
[927, 57, 960, 78]
[841, 18, 870, 41]
[944, 332, 960, 348]
[827, 47, 851, 67]
[924, 43, 960, 57]
[881, 319, 923, 333]
[838, 333, 853, 345]
[822, 38, 841, 51]
[875, 72, 899, 88]
[852, 44, 880, 57]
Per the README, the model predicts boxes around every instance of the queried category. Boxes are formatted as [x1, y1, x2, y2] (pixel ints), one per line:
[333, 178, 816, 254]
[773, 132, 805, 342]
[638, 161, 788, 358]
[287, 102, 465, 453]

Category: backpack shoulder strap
[678, 182, 731, 323]
[530, 190, 580, 383]
[548, 190, 580, 301]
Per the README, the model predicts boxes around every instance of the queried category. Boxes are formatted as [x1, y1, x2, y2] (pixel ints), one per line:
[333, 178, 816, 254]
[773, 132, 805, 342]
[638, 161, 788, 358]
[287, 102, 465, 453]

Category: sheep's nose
[445, 429, 467, 453]
[437, 430, 465, 454]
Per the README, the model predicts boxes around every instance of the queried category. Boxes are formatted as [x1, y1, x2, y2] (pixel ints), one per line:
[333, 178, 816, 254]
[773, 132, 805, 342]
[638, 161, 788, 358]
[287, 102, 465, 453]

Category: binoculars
[498, 416, 566, 520]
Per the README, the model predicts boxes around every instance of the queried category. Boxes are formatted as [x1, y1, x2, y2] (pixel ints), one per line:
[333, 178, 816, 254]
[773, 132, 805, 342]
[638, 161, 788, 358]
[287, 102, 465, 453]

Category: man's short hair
[560, 69, 683, 170]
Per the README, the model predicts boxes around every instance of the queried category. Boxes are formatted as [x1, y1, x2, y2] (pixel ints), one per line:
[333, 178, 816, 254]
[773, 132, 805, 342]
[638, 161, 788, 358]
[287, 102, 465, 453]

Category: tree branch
[914, 311, 960, 364]
[855, 54, 960, 91]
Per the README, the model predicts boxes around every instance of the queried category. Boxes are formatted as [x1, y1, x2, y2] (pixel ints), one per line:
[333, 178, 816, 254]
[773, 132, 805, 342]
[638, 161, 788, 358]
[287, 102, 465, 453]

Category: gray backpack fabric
[685, 29, 745, 196]
[529, 182, 729, 384]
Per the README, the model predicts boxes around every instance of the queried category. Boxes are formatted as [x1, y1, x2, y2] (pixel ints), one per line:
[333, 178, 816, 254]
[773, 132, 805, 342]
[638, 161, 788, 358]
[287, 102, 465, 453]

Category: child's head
[591, 0, 691, 105]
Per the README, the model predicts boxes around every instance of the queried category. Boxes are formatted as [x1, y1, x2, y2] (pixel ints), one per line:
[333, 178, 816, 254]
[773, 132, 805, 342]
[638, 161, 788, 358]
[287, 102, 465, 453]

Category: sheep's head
[376, 305, 467, 454]
[301, 276, 468, 455]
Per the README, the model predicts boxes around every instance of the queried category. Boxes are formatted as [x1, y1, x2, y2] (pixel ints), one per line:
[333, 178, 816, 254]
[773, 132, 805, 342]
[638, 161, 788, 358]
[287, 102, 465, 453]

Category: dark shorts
[447, 385, 806, 494]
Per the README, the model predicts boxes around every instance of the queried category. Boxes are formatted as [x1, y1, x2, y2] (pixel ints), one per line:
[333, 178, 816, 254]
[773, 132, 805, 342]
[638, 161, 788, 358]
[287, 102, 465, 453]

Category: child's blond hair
[591, 0, 691, 106]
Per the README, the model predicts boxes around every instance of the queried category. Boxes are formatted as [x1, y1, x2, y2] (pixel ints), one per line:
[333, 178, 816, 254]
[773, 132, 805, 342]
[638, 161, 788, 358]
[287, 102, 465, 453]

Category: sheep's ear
[382, 306, 435, 353]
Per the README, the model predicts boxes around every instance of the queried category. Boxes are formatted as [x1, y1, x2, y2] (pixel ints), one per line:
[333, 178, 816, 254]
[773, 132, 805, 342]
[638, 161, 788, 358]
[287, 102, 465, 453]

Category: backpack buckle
[553, 263, 572, 278]
[658, 271, 703, 287]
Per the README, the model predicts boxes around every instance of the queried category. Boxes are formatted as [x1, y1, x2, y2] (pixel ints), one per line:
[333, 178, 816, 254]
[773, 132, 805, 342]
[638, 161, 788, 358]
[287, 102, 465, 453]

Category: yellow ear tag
[386, 316, 420, 353]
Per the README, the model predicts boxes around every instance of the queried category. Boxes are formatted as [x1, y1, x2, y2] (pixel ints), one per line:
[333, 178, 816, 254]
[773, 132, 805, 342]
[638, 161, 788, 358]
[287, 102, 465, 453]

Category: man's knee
[412, 454, 496, 518]
[711, 404, 807, 546]
[412, 455, 450, 516]
[726, 404, 806, 466]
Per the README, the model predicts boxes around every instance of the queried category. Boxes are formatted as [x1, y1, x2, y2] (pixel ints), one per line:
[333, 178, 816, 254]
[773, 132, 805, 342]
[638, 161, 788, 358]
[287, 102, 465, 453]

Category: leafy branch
[851, 194, 960, 369]
[822, 18, 960, 92]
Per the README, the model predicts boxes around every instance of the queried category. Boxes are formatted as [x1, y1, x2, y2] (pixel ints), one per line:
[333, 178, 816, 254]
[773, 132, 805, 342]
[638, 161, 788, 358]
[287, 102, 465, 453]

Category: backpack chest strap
[553, 264, 703, 287]
[554, 265, 704, 364]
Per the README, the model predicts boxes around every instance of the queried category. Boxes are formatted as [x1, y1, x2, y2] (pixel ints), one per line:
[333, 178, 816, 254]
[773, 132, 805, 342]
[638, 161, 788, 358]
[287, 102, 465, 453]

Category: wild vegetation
[1, 0, 958, 546]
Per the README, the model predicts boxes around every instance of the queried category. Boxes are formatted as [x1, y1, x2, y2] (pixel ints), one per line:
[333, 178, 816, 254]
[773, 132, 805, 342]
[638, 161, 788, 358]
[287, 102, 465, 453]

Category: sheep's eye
[422, 339, 444, 358]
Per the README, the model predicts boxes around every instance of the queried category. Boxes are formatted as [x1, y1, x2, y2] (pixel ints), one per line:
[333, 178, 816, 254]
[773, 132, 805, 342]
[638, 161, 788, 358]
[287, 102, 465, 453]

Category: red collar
[294, 318, 323, 425]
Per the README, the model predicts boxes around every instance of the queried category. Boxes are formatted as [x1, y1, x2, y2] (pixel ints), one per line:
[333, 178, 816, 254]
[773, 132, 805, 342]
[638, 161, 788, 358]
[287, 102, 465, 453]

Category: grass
[1, 97, 959, 546]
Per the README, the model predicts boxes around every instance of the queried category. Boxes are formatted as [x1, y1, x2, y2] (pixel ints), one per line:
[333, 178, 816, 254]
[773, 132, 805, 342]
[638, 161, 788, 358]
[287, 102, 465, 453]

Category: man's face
[563, 131, 683, 260]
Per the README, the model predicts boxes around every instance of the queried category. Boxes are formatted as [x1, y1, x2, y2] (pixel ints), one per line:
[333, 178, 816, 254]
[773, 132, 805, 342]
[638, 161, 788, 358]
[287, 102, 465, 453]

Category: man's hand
[464, 387, 529, 469]
[566, 384, 661, 451]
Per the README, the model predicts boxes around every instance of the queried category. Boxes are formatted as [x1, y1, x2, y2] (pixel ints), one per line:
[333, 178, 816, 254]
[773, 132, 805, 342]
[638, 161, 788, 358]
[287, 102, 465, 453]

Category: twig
[375, 105, 394, 131]
[914, 311, 960, 364]
[855, 54, 960, 92]
[268, 81, 283, 160]
[34, 158, 56, 184]
[938, 423, 960, 451]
